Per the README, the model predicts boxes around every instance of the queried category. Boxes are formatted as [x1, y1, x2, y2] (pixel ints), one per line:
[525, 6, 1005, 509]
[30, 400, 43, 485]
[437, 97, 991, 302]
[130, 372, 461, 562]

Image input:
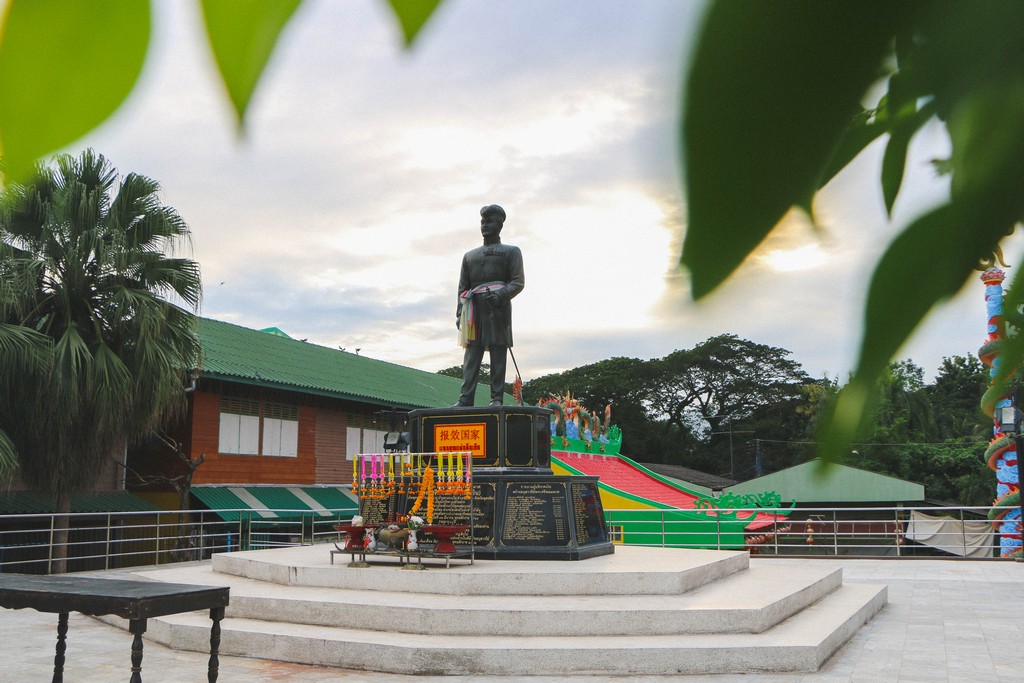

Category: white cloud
[67, 0, 1008, 388]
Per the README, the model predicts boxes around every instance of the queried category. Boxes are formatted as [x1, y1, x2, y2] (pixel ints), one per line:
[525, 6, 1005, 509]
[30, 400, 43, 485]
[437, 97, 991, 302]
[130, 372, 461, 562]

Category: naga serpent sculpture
[978, 268, 1022, 558]
[538, 392, 614, 450]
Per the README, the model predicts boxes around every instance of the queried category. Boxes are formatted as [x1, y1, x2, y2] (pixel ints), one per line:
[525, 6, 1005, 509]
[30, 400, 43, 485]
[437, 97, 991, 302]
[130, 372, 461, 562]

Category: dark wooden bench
[0, 574, 229, 682]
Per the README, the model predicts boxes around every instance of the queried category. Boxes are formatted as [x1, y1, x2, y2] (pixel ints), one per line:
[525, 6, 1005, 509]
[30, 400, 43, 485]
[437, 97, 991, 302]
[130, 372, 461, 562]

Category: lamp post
[995, 402, 1024, 558]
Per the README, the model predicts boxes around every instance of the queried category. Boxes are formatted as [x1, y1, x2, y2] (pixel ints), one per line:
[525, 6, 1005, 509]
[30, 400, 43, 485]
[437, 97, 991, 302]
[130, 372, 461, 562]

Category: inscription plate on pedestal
[571, 481, 608, 545]
[419, 482, 496, 546]
[499, 481, 570, 547]
[359, 497, 389, 527]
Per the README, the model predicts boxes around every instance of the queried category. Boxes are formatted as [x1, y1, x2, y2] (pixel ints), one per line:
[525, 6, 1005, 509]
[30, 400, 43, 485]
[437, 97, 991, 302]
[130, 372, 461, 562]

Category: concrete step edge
[207, 545, 750, 596]
[130, 583, 885, 676]
[217, 565, 842, 636]
[132, 561, 842, 636]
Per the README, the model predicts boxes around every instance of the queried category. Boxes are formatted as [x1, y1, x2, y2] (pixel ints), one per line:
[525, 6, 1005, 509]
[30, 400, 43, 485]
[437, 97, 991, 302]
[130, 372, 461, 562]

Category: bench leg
[208, 606, 224, 683]
[52, 611, 69, 683]
[128, 618, 147, 683]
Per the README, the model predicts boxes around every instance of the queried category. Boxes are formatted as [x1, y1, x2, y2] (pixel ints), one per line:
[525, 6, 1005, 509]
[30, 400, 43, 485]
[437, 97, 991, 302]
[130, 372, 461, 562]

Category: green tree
[645, 335, 808, 477]
[0, 323, 48, 469]
[436, 365, 464, 379]
[853, 361, 936, 480]
[794, 376, 840, 437]
[928, 354, 989, 439]
[875, 361, 936, 440]
[0, 149, 201, 572]
[843, 359, 993, 505]
[438, 363, 494, 384]
[921, 443, 992, 506]
[739, 394, 822, 478]
[651, 335, 808, 437]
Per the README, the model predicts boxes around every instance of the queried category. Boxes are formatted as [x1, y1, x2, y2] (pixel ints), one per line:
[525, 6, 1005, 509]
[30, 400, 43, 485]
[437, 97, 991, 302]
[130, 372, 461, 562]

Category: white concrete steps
[135, 583, 885, 676]
[118, 545, 887, 675]
[134, 561, 843, 637]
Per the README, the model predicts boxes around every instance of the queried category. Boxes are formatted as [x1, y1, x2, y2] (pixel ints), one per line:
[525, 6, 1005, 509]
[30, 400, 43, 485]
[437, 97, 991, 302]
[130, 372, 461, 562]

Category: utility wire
[754, 437, 987, 448]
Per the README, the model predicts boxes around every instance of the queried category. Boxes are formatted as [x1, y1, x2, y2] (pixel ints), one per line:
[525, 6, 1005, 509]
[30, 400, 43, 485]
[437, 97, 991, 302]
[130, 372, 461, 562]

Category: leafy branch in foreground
[0, 0, 444, 182]
[681, 0, 1024, 461]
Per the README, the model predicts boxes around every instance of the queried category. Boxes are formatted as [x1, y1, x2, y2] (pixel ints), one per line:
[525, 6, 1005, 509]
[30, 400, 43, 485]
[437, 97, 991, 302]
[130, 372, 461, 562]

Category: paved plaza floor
[0, 556, 1020, 682]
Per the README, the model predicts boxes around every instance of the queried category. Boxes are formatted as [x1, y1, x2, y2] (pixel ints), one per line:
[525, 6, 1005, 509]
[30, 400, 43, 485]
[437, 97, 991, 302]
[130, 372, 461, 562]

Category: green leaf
[681, 1, 905, 299]
[200, 0, 302, 129]
[385, 0, 444, 48]
[862, 205, 990, 383]
[0, 0, 150, 182]
[908, 2, 1024, 123]
[881, 98, 938, 215]
[947, 84, 1024, 206]
[880, 122, 911, 216]
[794, 194, 815, 225]
[951, 85, 1024, 397]
[0, 429, 17, 475]
[819, 377, 877, 464]
[817, 106, 887, 191]
[0, 323, 50, 373]
[823, 197, 1023, 460]
[823, 81, 1024, 459]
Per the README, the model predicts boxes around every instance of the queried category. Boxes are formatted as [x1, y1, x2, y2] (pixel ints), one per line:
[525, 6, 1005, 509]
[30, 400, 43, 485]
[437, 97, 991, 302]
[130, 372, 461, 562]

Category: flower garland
[351, 453, 400, 500]
[354, 453, 472, 523]
[409, 465, 436, 524]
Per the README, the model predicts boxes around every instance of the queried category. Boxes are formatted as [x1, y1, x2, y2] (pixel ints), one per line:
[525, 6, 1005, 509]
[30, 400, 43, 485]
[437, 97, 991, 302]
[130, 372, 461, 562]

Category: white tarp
[904, 510, 993, 557]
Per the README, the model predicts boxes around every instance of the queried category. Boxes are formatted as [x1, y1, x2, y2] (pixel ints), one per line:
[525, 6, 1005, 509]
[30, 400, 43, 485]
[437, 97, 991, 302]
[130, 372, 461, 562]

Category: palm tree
[0, 324, 49, 469]
[0, 149, 201, 572]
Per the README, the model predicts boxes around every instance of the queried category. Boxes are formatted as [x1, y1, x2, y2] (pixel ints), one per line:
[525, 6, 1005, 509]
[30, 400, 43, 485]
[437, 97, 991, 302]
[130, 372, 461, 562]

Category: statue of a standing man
[455, 204, 525, 406]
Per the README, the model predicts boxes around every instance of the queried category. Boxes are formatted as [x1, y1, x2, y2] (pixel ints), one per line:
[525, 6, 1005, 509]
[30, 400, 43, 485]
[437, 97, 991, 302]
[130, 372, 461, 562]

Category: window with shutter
[218, 398, 260, 455]
[263, 403, 299, 457]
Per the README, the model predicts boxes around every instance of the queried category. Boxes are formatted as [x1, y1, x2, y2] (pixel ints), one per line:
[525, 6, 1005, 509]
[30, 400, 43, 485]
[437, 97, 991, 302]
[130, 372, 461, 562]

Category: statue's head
[480, 204, 506, 240]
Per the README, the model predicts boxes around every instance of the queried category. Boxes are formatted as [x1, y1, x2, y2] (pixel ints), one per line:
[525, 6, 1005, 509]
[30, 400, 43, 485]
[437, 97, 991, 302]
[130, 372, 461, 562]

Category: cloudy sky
[76, 0, 1017, 383]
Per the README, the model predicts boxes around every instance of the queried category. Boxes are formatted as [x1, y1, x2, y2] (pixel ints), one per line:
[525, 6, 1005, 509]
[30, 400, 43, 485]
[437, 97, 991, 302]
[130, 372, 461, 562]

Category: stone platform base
[107, 544, 887, 676]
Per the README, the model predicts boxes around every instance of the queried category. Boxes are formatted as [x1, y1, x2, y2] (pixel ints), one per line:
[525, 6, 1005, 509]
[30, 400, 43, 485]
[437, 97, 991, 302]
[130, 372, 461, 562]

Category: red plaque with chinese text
[434, 423, 487, 458]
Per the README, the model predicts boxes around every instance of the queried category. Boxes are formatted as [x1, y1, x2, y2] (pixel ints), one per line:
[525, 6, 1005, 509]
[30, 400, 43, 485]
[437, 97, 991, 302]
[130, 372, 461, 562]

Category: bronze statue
[455, 204, 525, 406]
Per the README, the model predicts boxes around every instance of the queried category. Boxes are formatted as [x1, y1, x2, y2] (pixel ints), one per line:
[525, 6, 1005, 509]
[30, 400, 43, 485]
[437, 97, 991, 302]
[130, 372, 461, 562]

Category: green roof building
[129, 318, 492, 515]
[724, 459, 925, 504]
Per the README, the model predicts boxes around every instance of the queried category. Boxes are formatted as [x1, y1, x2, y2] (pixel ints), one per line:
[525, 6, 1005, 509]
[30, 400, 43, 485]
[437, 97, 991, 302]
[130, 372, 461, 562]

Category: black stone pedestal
[407, 405, 614, 560]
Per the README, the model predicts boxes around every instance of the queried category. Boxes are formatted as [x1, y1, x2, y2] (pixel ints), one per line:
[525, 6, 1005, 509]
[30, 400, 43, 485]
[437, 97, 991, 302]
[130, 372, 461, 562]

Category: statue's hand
[455, 317, 460, 330]
[485, 291, 502, 307]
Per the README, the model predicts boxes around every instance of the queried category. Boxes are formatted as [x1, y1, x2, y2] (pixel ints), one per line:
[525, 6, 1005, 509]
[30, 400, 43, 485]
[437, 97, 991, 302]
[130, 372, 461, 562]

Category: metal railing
[605, 505, 1012, 558]
[0, 508, 354, 574]
[0, 504, 1015, 574]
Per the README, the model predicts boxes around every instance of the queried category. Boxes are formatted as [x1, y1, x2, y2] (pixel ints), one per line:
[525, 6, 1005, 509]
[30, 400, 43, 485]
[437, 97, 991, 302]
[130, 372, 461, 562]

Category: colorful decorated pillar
[978, 268, 1022, 558]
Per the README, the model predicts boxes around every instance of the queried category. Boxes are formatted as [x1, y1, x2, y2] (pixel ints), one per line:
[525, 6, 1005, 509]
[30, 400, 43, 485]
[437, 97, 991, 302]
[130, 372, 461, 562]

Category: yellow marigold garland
[427, 482, 435, 524]
[409, 466, 436, 523]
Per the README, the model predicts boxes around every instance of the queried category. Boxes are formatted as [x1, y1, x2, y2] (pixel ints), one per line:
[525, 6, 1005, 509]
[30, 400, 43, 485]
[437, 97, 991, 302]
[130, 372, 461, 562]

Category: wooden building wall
[126, 381, 384, 490]
[315, 409, 350, 485]
[189, 389, 317, 485]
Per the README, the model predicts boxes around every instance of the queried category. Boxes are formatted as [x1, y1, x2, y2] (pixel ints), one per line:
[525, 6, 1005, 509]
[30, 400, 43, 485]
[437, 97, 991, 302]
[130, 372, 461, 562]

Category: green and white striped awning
[0, 491, 161, 514]
[191, 485, 358, 522]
